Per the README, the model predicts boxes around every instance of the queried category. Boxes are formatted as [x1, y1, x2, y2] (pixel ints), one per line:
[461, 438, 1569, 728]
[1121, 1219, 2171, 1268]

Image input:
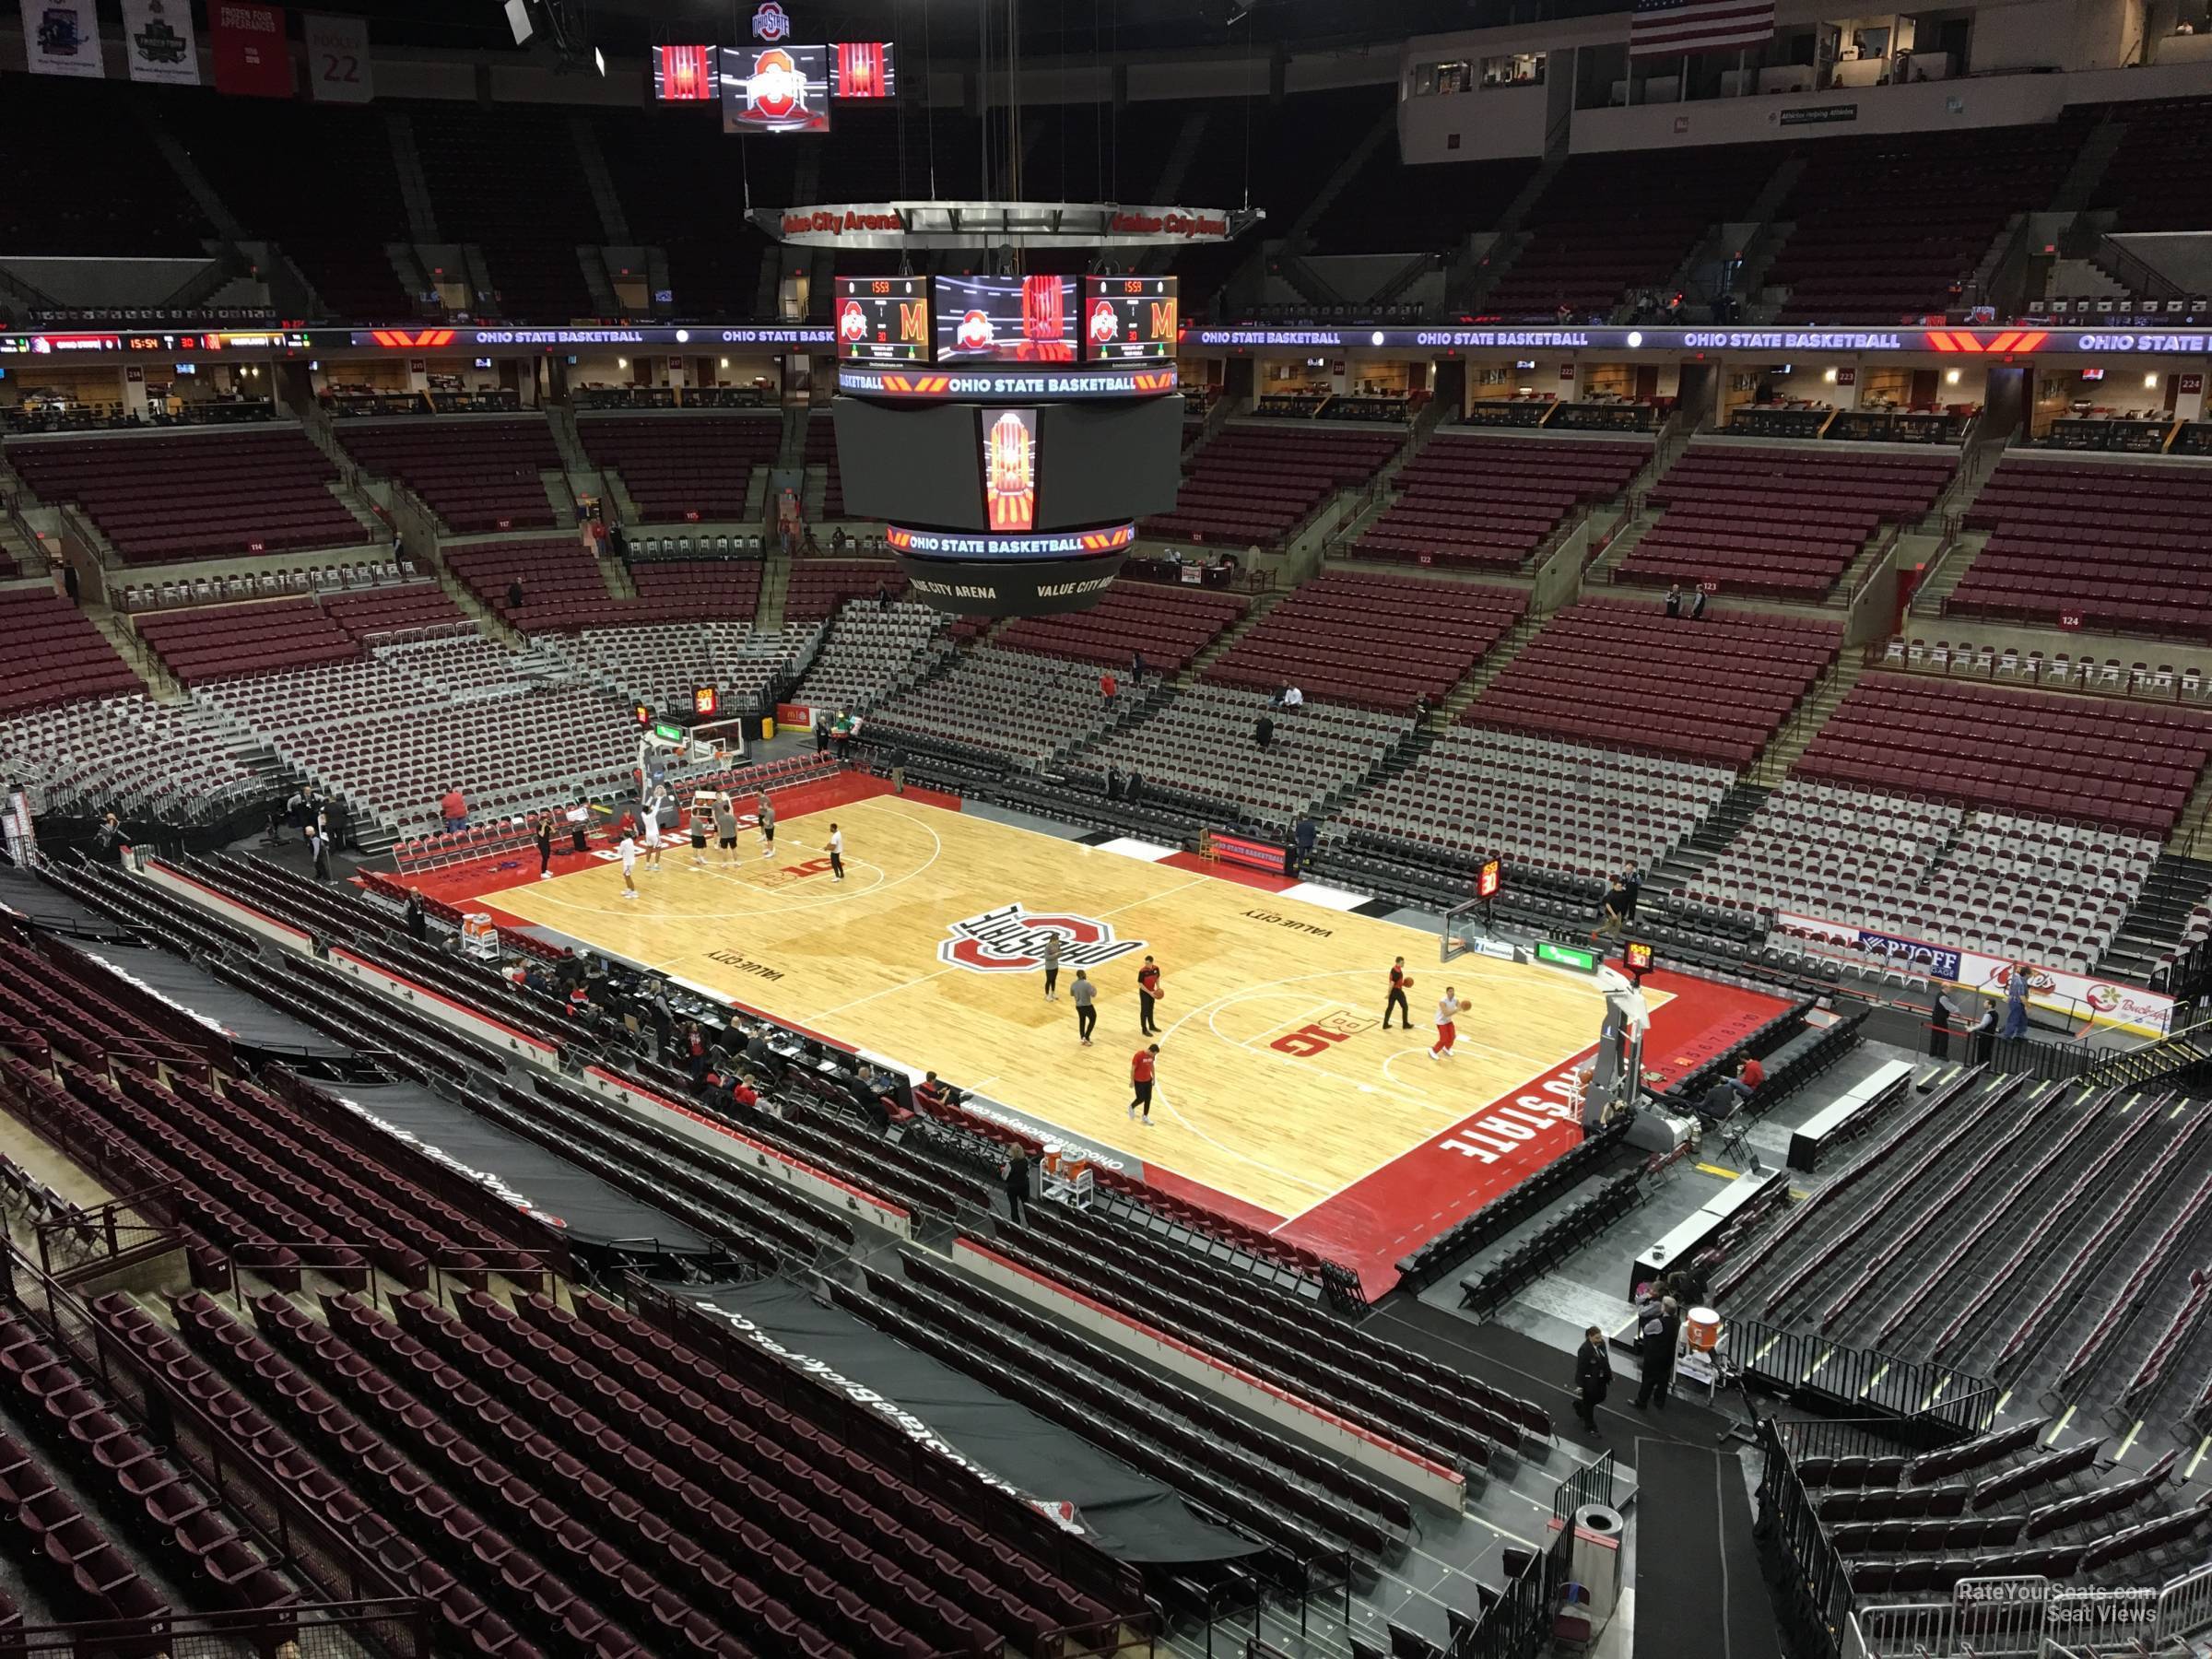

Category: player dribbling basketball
[1383, 957, 1412, 1030]
[1430, 985, 1462, 1060]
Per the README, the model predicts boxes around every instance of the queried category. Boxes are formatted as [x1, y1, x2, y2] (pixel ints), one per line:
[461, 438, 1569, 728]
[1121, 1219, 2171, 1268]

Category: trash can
[761, 716, 776, 742]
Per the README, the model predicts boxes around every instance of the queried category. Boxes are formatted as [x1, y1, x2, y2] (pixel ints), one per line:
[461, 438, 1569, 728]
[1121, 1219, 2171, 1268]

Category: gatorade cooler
[762, 717, 776, 741]
[461, 912, 500, 961]
[1686, 1307, 1723, 1352]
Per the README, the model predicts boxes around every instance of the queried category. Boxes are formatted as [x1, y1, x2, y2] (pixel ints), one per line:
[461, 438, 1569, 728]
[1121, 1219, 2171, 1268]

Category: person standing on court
[1136, 956, 1162, 1036]
[618, 829, 639, 900]
[756, 793, 776, 859]
[827, 822, 845, 882]
[714, 792, 739, 866]
[641, 789, 665, 871]
[1041, 931, 1061, 1001]
[1430, 984, 1463, 1061]
[1129, 1043, 1159, 1124]
[1573, 1324, 1612, 1432]
[535, 814, 554, 880]
[1383, 957, 1412, 1030]
[1071, 970, 1098, 1044]
[1633, 1294, 1680, 1410]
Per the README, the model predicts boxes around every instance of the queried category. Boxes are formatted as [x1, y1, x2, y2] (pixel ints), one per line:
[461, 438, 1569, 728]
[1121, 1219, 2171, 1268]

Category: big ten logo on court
[937, 904, 1146, 973]
[1270, 1011, 1377, 1057]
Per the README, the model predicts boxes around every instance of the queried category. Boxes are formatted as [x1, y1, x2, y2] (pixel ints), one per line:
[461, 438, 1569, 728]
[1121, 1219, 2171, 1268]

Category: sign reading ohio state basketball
[938, 905, 1145, 973]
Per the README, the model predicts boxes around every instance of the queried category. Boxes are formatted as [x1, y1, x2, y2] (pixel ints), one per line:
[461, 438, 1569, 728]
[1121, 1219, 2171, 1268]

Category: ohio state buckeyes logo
[937, 904, 1145, 973]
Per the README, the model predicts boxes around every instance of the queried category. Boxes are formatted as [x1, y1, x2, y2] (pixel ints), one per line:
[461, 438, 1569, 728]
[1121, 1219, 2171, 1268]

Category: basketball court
[459, 779, 1787, 1290]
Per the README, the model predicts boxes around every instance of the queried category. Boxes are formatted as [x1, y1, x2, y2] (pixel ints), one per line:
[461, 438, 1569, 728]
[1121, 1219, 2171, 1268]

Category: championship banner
[303, 12, 371, 101]
[1775, 911, 2176, 1035]
[210, 2, 292, 98]
[22, 0, 105, 77]
[122, 0, 199, 85]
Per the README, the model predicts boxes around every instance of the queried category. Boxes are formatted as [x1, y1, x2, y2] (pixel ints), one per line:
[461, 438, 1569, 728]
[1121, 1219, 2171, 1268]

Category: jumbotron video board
[831, 270, 1184, 616]
[1083, 275, 1178, 361]
[935, 274, 1077, 364]
[832, 274, 1178, 366]
[833, 275, 931, 364]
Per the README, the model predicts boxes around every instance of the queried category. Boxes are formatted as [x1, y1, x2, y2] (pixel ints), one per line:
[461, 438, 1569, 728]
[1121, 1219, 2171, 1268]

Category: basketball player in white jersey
[1430, 986, 1463, 1060]
[618, 830, 639, 900]
[827, 822, 845, 882]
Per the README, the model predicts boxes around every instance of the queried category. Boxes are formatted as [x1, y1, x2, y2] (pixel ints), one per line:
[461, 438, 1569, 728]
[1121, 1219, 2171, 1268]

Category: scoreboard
[832, 274, 1177, 368]
[1083, 276, 1178, 361]
[831, 271, 1184, 618]
[835, 276, 931, 364]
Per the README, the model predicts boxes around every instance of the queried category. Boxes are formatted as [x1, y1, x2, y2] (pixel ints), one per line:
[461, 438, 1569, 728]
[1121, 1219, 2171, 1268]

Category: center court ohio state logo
[937, 904, 1146, 973]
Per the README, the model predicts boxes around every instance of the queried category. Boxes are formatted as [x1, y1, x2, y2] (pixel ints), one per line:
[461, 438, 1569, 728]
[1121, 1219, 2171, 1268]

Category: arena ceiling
[146, 0, 1481, 61]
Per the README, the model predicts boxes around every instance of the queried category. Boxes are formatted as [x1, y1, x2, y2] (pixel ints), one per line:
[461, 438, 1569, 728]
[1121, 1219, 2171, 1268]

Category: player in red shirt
[1136, 956, 1162, 1036]
[1383, 956, 1412, 1030]
[1129, 1043, 1159, 1124]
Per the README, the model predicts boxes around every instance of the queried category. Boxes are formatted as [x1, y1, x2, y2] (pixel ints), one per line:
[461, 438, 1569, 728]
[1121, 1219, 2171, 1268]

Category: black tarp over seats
[698, 1277, 1265, 1565]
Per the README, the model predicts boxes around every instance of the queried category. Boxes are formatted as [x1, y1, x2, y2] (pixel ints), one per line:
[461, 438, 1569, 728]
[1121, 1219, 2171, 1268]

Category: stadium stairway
[87, 607, 185, 704]
[1179, 586, 1288, 680]
[1644, 780, 1775, 904]
[1430, 611, 1544, 728]
[1910, 528, 1992, 618]
[2081, 1020, 2212, 1090]
[2100, 853, 2212, 982]
[754, 548, 790, 630]
[1749, 654, 1865, 785]
[537, 468, 578, 528]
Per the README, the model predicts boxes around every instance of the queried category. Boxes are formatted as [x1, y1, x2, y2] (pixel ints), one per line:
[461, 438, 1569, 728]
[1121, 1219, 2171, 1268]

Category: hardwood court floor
[490, 795, 1668, 1224]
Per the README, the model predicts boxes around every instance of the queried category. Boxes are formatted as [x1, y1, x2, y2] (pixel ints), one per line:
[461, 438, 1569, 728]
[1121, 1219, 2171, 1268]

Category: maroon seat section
[0, 590, 141, 713]
[444, 535, 610, 632]
[1204, 571, 1525, 711]
[5, 429, 366, 566]
[1352, 433, 1650, 571]
[1795, 673, 2212, 835]
[627, 558, 764, 621]
[167, 97, 414, 320]
[1467, 595, 1841, 768]
[136, 596, 362, 685]
[785, 559, 906, 622]
[1771, 122, 2089, 324]
[1951, 457, 2212, 640]
[1620, 444, 1955, 599]
[998, 582, 1245, 675]
[1143, 424, 1400, 547]
[335, 417, 563, 534]
[574, 413, 782, 524]
[1485, 143, 1777, 319]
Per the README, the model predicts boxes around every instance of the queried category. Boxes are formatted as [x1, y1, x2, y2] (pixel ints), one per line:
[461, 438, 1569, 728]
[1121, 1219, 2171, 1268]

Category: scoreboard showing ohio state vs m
[1083, 276, 1178, 361]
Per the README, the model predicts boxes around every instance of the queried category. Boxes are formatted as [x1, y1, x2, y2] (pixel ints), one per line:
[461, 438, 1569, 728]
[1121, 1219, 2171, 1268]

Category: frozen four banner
[21, 0, 105, 76]
[122, 0, 201, 86]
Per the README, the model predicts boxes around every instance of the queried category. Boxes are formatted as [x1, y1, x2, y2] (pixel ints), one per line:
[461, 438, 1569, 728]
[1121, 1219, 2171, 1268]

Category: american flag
[1629, 0, 1776, 60]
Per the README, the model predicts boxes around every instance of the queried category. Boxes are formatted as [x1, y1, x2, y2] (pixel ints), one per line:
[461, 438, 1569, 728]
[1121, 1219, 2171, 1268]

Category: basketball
[1402, 977, 1413, 991]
